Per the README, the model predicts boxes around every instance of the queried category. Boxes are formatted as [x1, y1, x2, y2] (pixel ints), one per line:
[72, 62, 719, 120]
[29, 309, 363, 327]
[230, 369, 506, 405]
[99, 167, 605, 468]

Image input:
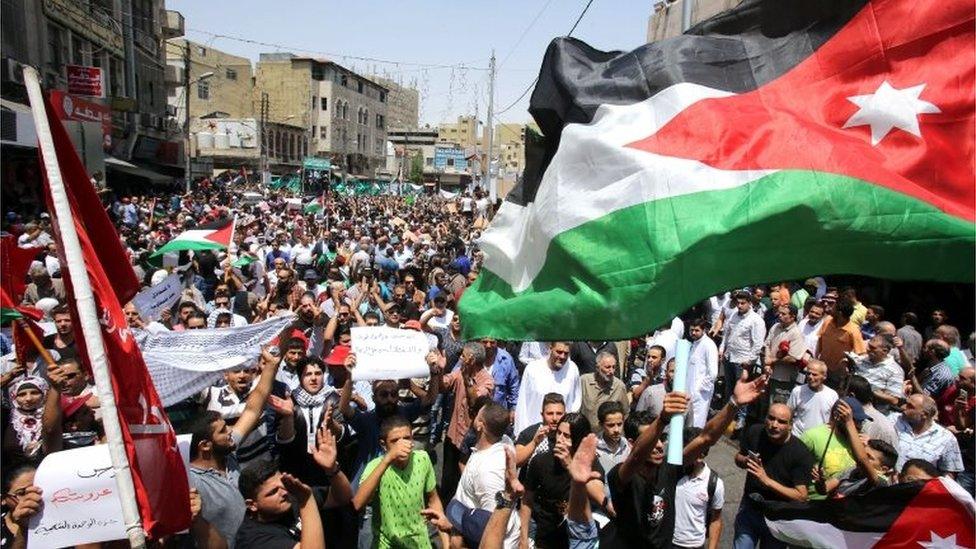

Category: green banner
[303, 157, 332, 170]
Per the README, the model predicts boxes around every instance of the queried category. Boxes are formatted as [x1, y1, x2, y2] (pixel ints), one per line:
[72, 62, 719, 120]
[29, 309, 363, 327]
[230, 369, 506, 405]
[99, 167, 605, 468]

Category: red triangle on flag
[873, 478, 975, 548]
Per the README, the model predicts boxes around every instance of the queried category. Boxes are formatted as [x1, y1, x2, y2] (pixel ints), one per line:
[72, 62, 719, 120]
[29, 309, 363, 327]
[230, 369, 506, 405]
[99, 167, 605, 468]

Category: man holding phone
[733, 403, 816, 548]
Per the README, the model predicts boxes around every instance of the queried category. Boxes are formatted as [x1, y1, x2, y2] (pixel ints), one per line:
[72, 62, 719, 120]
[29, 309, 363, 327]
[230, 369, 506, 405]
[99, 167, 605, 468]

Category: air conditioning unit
[2, 58, 26, 85]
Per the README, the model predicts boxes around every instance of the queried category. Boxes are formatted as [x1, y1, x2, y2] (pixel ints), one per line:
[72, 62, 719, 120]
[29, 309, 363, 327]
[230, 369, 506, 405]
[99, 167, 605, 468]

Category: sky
[166, 0, 651, 127]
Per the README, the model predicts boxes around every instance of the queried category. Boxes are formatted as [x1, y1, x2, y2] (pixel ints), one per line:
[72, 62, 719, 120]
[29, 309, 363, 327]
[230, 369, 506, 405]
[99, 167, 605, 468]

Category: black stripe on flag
[751, 481, 922, 533]
[508, 0, 869, 206]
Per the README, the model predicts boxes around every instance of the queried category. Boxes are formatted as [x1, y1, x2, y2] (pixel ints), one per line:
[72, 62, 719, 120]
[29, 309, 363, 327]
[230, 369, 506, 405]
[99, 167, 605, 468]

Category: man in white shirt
[797, 302, 826, 357]
[514, 341, 580, 434]
[764, 304, 808, 405]
[854, 335, 905, 416]
[672, 426, 724, 549]
[687, 318, 719, 429]
[786, 360, 838, 437]
[448, 402, 520, 548]
[647, 318, 682, 363]
[719, 290, 766, 430]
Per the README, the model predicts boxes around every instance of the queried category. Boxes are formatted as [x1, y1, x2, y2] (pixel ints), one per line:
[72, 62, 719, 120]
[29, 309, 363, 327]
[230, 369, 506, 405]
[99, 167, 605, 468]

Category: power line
[498, 0, 555, 70]
[186, 28, 489, 71]
[494, 0, 596, 117]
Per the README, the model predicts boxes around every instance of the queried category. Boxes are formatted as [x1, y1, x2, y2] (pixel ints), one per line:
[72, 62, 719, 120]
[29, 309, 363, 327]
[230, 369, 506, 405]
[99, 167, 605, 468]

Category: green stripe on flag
[1, 307, 22, 324]
[460, 170, 975, 341]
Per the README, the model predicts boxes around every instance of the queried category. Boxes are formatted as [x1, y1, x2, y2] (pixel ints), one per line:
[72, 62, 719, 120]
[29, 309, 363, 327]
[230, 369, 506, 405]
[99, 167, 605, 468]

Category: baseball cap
[403, 320, 422, 331]
[837, 396, 870, 425]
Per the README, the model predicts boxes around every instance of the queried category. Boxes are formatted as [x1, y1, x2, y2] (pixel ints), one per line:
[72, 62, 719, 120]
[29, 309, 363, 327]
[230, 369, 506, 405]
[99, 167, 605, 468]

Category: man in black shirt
[733, 402, 815, 548]
[601, 371, 769, 548]
[514, 392, 566, 468]
[522, 413, 605, 549]
[235, 459, 326, 549]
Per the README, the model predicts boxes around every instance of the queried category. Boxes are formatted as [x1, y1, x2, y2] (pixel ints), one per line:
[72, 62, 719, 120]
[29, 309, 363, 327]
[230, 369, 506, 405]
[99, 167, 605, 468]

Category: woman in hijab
[2, 376, 49, 467]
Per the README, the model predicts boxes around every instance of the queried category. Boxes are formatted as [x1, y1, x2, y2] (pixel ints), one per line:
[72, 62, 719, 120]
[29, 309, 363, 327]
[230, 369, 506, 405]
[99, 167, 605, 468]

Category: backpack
[705, 468, 719, 537]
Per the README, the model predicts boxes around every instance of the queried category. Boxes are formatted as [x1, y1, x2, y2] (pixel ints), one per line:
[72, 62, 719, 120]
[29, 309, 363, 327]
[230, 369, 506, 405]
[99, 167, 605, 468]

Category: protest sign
[28, 436, 190, 549]
[131, 272, 181, 322]
[350, 326, 430, 381]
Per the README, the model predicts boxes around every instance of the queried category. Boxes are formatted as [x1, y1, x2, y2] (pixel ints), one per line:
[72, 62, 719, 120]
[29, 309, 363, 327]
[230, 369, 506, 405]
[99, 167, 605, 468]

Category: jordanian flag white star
[918, 532, 966, 549]
[843, 81, 941, 145]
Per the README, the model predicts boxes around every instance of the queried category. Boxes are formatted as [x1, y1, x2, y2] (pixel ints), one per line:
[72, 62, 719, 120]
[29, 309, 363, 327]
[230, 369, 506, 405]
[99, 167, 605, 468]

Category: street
[708, 434, 748, 548]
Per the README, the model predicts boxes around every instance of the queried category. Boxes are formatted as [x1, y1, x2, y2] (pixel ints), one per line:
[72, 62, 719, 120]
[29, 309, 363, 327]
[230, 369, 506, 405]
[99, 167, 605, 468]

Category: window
[109, 56, 124, 96]
[311, 125, 316, 138]
[376, 114, 384, 129]
[363, 109, 368, 126]
[197, 80, 210, 100]
[357, 81, 363, 94]
[342, 102, 348, 120]
[71, 35, 88, 66]
[320, 126, 327, 139]
[340, 74, 347, 87]
[320, 97, 327, 111]
[226, 68, 237, 80]
[46, 23, 67, 73]
[379, 91, 386, 103]
[196, 46, 207, 56]
[312, 65, 324, 81]
[425, 157, 433, 166]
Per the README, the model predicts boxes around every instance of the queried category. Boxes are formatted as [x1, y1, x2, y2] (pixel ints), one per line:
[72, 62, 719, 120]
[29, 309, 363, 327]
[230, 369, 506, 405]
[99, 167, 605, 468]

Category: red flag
[36, 91, 190, 537]
[0, 236, 43, 302]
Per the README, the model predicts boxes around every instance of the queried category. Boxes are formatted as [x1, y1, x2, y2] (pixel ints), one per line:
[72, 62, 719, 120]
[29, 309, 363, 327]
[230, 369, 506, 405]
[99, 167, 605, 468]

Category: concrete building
[437, 115, 481, 149]
[647, 0, 739, 42]
[189, 117, 304, 175]
[368, 75, 419, 130]
[256, 53, 389, 178]
[165, 39, 265, 177]
[1, 0, 183, 187]
[387, 127, 438, 181]
[165, 39, 255, 120]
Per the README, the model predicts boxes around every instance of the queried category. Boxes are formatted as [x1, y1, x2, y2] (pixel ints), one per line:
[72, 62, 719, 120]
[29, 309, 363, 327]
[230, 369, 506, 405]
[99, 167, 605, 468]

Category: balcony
[162, 10, 185, 39]
[164, 64, 183, 85]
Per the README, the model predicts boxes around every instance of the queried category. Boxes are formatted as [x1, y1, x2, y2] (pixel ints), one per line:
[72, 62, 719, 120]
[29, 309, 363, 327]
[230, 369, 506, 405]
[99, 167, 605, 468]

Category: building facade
[437, 115, 481, 149]
[1, 0, 183, 187]
[256, 53, 389, 177]
[368, 75, 419, 130]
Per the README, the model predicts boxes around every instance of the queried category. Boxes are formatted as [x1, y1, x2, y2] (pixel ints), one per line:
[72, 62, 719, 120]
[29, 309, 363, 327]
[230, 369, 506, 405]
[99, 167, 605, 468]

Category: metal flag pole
[23, 66, 148, 548]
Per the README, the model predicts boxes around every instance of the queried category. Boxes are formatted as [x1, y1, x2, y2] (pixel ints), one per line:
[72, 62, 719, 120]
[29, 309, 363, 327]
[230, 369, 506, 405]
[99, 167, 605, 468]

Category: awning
[105, 156, 173, 184]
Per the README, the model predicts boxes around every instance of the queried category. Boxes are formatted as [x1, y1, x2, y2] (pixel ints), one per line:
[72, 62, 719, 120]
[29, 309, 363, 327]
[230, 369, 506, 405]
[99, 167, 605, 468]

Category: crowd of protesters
[1, 176, 973, 549]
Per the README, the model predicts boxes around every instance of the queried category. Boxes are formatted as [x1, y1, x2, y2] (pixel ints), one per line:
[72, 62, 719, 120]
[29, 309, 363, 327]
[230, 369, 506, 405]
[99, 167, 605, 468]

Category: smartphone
[961, 389, 969, 401]
[747, 450, 761, 462]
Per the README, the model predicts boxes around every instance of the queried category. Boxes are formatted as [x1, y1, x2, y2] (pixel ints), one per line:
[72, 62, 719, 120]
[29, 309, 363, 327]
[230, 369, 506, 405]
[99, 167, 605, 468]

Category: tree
[410, 152, 424, 183]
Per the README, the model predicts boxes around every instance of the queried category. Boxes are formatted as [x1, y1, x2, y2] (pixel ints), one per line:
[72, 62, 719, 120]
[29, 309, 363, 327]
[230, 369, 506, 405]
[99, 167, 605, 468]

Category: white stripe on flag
[764, 517, 885, 548]
[478, 82, 777, 292]
[939, 476, 976, 517]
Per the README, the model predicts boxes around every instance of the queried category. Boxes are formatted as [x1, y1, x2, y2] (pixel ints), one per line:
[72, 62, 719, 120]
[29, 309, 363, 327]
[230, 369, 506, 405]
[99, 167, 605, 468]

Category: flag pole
[23, 66, 148, 549]
[15, 318, 57, 368]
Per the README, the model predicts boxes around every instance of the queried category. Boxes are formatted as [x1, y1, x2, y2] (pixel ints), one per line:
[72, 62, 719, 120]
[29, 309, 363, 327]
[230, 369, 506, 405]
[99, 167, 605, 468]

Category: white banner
[131, 273, 181, 322]
[350, 326, 430, 381]
[28, 436, 191, 549]
[138, 313, 295, 406]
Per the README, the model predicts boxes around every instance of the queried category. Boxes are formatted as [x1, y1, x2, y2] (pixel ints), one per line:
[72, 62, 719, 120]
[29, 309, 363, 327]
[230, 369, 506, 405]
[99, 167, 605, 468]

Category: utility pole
[485, 50, 497, 201]
[260, 92, 269, 184]
[121, 0, 138, 145]
[183, 44, 192, 193]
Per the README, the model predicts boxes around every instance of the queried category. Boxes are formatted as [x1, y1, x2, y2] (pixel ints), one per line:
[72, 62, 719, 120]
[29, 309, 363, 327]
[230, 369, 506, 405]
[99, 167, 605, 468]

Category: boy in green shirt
[802, 397, 870, 500]
[353, 415, 450, 548]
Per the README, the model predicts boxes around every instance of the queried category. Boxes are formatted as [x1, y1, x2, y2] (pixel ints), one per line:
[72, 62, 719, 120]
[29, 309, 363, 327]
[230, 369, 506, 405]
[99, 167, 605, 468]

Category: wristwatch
[495, 490, 519, 510]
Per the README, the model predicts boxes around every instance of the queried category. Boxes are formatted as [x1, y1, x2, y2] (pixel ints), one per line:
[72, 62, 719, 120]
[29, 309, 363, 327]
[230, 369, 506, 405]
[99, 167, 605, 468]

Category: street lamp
[184, 71, 214, 192]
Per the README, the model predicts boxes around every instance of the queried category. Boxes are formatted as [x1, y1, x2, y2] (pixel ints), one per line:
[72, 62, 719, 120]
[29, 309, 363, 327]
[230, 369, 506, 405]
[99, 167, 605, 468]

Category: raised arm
[232, 347, 280, 440]
[685, 373, 768, 464]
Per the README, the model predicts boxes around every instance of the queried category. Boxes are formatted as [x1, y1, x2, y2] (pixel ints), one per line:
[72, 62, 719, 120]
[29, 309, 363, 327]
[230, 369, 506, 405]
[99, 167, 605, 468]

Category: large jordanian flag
[460, 0, 975, 340]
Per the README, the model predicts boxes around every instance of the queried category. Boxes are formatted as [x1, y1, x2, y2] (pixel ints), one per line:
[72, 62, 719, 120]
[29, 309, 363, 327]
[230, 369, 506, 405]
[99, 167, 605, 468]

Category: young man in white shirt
[595, 401, 631, 474]
[672, 426, 724, 549]
[447, 402, 520, 548]
[786, 359, 838, 437]
[687, 318, 719, 429]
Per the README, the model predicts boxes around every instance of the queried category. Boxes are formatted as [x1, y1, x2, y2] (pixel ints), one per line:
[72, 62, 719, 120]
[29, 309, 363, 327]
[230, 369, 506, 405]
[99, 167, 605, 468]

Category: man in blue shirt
[482, 338, 520, 423]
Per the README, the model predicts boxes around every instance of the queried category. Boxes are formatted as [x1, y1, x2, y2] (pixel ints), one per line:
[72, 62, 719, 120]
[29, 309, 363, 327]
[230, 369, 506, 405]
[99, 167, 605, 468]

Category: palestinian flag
[304, 194, 325, 214]
[759, 477, 975, 548]
[149, 217, 235, 264]
[1, 287, 45, 364]
[459, 0, 975, 341]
